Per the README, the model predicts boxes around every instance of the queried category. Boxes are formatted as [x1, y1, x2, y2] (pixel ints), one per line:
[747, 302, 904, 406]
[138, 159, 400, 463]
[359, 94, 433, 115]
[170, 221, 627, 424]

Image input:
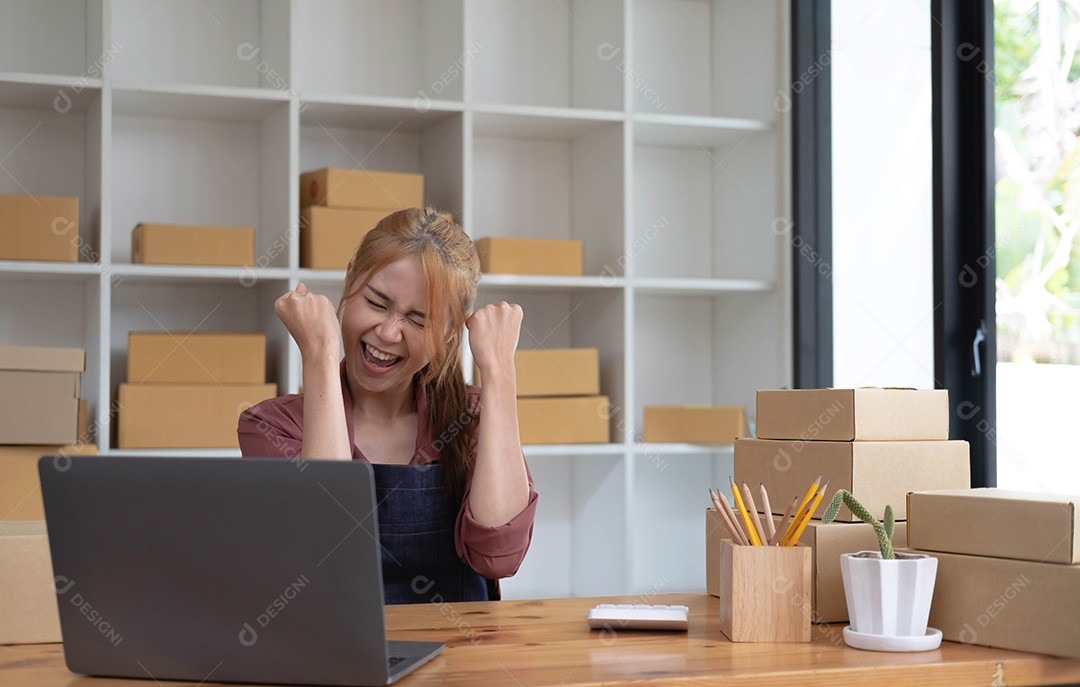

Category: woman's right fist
[274, 283, 341, 361]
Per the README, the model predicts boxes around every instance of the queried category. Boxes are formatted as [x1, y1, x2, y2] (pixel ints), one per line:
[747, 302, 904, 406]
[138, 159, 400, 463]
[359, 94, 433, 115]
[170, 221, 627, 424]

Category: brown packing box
[476, 348, 600, 397]
[734, 438, 970, 521]
[300, 206, 388, 269]
[756, 388, 949, 441]
[0, 443, 98, 520]
[0, 346, 84, 445]
[706, 509, 908, 623]
[118, 383, 277, 449]
[643, 406, 747, 444]
[0, 193, 79, 262]
[517, 396, 609, 445]
[908, 488, 1079, 564]
[0, 521, 62, 644]
[132, 223, 255, 267]
[128, 332, 266, 384]
[902, 547, 1080, 660]
[474, 237, 584, 276]
[299, 168, 424, 210]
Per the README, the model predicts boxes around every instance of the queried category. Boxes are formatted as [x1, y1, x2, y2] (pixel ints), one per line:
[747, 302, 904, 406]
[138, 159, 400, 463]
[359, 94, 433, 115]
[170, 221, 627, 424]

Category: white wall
[831, 0, 935, 388]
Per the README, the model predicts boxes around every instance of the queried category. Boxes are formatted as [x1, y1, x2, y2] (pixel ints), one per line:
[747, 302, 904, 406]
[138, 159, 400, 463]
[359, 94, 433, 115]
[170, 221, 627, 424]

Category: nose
[374, 311, 405, 343]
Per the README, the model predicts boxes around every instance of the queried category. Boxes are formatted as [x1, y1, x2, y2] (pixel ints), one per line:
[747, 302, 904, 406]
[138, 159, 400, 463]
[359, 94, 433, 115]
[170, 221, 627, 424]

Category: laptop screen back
[39, 455, 391, 686]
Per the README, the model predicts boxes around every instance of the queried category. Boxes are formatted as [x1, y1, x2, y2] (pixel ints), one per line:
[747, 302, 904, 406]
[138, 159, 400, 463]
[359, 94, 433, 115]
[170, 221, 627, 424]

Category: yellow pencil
[781, 474, 822, 545]
[730, 476, 762, 546]
[787, 481, 829, 546]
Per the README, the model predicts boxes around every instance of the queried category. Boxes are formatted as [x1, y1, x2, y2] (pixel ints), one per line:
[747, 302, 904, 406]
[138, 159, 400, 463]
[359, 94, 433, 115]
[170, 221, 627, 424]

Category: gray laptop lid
[38, 455, 441, 686]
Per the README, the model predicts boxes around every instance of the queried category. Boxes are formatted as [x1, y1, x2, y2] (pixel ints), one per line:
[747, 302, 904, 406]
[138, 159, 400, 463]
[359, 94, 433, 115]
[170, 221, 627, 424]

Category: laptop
[38, 455, 444, 686]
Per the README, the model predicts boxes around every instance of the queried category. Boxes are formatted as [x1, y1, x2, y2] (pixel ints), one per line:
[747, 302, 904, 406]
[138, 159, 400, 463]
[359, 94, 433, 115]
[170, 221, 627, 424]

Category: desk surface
[4, 593, 1080, 687]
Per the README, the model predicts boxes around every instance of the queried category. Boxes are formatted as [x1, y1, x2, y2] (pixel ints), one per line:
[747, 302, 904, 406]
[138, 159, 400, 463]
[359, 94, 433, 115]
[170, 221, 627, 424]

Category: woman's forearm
[469, 366, 531, 526]
[300, 354, 352, 460]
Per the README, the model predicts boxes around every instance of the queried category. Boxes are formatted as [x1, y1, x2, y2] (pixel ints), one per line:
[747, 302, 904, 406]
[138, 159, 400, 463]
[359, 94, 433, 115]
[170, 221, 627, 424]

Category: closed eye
[366, 298, 386, 311]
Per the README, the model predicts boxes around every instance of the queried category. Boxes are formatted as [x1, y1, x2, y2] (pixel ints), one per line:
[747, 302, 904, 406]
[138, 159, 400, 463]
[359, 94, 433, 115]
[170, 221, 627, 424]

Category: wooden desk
[3, 593, 1080, 686]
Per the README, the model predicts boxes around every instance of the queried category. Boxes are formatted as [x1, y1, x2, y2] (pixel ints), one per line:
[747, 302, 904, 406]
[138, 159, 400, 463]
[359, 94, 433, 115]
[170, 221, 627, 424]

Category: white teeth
[365, 343, 399, 362]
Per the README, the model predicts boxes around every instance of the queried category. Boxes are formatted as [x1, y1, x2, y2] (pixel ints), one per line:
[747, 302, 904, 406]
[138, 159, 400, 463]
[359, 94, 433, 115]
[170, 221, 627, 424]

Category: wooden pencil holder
[718, 539, 812, 643]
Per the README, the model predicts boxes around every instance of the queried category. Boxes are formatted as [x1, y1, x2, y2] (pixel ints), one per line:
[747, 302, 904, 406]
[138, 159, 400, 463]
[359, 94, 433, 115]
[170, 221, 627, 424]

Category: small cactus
[822, 490, 895, 560]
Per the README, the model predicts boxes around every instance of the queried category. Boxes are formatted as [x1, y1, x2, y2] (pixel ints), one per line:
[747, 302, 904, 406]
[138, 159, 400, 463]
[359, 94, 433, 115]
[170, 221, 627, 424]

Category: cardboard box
[474, 237, 583, 276]
[118, 383, 277, 449]
[0, 193, 79, 262]
[0, 443, 98, 520]
[132, 223, 255, 267]
[718, 539, 811, 642]
[299, 168, 424, 210]
[706, 509, 908, 623]
[643, 406, 747, 444]
[476, 348, 600, 397]
[0, 346, 84, 445]
[908, 488, 1079, 564]
[127, 332, 266, 385]
[734, 438, 970, 521]
[756, 388, 949, 441]
[0, 521, 62, 644]
[905, 547, 1080, 660]
[516, 396, 609, 445]
[300, 206, 387, 269]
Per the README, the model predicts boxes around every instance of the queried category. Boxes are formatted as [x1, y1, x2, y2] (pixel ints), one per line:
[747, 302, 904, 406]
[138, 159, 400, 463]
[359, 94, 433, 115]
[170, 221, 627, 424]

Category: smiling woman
[237, 208, 538, 604]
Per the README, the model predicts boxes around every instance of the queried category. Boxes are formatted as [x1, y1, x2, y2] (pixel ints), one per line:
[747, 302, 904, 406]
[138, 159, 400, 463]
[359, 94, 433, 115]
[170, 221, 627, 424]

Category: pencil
[758, 483, 776, 541]
[787, 481, 829, 546]
[717, 489, 751, 546]
[781, 474, 822, 546]
[730, 477, 762, 546]
[741, 482, 769, 548]
[709, 489, 747, 545]
[770, 496, 799, 545]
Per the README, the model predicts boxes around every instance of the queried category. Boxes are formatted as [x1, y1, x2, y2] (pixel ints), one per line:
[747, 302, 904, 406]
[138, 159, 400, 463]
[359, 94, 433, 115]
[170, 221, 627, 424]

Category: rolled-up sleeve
[454, 461, 539, 579]
[237, 396, 304, 459]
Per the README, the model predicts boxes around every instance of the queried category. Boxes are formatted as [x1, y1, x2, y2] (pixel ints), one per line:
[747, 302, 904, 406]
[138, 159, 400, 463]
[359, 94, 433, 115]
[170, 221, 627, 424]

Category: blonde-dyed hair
[338, 207, 481, 493]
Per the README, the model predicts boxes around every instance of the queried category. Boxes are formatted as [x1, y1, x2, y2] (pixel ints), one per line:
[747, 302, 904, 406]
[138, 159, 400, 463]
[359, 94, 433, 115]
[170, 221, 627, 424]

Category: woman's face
[341, 255, 435, 396]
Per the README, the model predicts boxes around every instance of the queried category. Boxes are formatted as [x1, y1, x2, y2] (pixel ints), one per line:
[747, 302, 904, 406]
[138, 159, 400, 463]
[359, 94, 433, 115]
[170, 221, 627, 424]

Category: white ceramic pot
[840, 551, 938, 637]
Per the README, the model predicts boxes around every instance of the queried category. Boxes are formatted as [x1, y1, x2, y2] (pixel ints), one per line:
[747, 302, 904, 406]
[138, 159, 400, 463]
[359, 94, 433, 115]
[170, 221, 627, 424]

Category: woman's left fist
[465, 301, 523, 376]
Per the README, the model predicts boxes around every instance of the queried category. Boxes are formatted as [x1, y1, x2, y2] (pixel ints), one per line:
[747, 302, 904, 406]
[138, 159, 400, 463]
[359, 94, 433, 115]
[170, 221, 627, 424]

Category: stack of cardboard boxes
[477, 348, 609, 444]
[0, 345, 93, 645]
[299, 167, 425, 270]
[117, 332, 276, 449]
[707, 388, 971, 623]
[0, 193, 80, 262]
[902, 488, 1080, 659]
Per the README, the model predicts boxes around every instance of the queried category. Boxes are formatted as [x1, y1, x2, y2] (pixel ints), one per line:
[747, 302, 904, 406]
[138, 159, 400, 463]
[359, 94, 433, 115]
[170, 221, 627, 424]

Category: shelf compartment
[469, 0, 623, 110]
[0, 73, 102, 112]
[631, 0, 778, 120]
[110, 98, 290, 267]
[471, 116, 623, 277]
[0, 88, 103, 264]
[294, 0, 465, 101]
[0, 1, 103, 79]
[632, 128, 778, 281]
[634, 293, 787, 436]
[628, 451, 732, 592]
[300, 107, 464, 221]
[110, 0, 290, 90]
[473, 287, 625, 441]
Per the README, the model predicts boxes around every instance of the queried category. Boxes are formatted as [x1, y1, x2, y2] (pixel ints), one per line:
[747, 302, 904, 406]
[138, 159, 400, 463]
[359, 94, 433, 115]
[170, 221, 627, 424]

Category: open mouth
[362, 341, 402, 369]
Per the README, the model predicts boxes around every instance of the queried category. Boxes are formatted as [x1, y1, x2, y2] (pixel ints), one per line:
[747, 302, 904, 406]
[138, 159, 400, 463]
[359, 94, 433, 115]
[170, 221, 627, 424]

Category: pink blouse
[237, 365, 538, 580]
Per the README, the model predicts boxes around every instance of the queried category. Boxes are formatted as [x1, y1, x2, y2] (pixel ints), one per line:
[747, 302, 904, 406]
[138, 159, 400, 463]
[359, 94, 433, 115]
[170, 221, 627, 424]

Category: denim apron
[372, 463, 489, 605]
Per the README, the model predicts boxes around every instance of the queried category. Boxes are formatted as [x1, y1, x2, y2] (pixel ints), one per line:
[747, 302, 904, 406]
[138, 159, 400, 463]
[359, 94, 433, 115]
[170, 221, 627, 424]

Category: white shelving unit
[0, 0, 791, 599]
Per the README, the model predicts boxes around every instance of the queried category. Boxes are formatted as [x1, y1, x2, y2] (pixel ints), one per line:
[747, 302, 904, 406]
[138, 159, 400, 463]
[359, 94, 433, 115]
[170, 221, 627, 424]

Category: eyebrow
[365, 284, 426, 319]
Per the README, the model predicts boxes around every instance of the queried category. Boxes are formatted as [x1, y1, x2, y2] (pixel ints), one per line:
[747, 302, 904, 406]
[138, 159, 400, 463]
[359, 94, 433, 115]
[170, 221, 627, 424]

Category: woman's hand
[466, 301, 522, 377]
[274, 283, 341, 362]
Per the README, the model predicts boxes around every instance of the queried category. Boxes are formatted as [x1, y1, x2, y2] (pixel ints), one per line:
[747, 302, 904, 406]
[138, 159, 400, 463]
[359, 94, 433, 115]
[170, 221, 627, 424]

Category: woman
[238, 208, 537, 604]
